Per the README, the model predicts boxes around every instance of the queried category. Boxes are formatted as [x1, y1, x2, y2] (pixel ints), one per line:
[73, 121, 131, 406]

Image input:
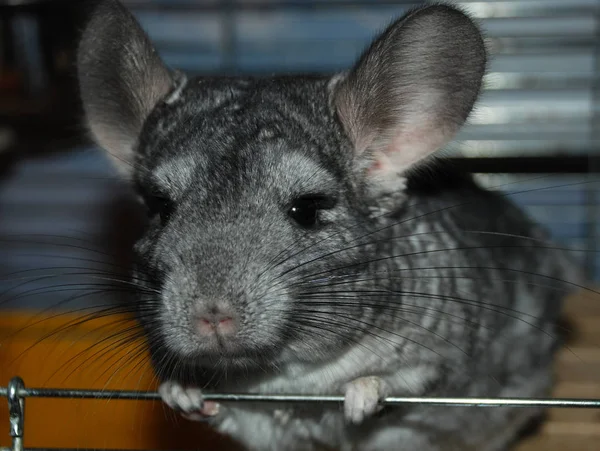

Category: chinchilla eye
[146, 195, 174, 225]
[288, 194, 336, 229]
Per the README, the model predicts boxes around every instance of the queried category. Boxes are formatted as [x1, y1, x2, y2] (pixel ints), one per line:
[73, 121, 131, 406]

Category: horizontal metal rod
[1, 386, 600, 408]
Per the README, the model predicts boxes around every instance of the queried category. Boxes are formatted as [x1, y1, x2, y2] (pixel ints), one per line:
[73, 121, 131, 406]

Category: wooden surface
[1, 289, 599, 450]
[515, 289, 600, 450]
[0, 311, 231, 450]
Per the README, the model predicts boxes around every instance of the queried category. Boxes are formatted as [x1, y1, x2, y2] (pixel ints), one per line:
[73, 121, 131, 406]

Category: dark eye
[146, 195, 174, 225]
[288, 195, 336, 229]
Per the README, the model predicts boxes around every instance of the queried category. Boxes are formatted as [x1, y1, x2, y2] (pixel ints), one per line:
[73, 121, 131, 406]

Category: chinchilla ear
[333, 4, 486, 192]
[77, 0, 175, 176]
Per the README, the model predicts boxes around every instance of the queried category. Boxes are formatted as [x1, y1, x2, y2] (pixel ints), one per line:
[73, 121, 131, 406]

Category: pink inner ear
[368, 123, 451, 177]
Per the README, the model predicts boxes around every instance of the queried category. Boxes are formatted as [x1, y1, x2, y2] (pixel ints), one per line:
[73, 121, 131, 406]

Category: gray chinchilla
[77, 1, 582, 450]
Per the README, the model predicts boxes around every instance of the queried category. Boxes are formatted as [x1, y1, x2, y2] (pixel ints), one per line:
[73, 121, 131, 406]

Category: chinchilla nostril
[195, 312, 236, 337]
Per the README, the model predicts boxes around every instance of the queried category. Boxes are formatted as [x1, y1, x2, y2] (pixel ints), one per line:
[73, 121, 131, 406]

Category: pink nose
[195, 312, 236, 337]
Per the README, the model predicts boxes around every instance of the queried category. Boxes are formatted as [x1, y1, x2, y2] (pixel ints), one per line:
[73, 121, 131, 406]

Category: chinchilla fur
[77, 1, 584, 450]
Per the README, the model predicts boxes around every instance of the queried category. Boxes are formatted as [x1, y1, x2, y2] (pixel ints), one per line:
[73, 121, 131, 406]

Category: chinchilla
[77, 1, 583, 450]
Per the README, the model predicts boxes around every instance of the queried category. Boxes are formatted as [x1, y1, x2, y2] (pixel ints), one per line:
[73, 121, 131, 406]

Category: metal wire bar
[3, 376, 600, 451]
[3, 382, 600, 409]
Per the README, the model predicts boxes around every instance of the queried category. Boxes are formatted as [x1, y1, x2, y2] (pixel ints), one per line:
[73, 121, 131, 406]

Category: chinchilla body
[76, 1, 583, 450]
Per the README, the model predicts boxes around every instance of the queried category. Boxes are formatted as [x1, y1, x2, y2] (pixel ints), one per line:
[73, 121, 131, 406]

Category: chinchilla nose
[193, 304, 237, 337]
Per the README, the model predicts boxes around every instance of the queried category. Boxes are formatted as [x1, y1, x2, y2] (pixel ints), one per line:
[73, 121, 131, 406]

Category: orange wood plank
[0, 310, 236, 450]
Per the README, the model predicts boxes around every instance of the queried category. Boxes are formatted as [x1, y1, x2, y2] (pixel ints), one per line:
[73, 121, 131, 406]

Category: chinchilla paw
[344, 376, 389, 424]
[159, 380, 220, 421]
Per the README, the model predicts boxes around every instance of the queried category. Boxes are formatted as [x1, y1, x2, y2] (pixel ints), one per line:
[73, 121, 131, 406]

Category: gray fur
[77, 2, 582, 450]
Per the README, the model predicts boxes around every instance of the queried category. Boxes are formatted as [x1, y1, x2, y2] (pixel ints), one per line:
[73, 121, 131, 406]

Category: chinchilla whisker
[274, 195, 509, 282]
[153, 351, 176, 384]
[268, 197, 478, 283]
[293, 258, 590, 298]
[0, 285, 144, 311]
[0, 273, 150, 294]
[274, 178, 598, 285]
[71, 351, 149, 401]
[301, 297, 528, 340]
[259, 230, 314, 278]
[479, 173, 553, 190]
[1, 233, 137, 261]
[422, 265, 591, 294]
[2, 281, 149, 300]
[294, 318, 424, 387]
[131, 357, 159, 394]
[297, 310, 506, 380]
[299, 289, 546, 329]
[305, 299, 588, 368]
[298, 288, 543, 320]
[288, 243, 585, 288]
[3, 294, 137, 342]
[295, 310, 436, 357]
[278, 186, 522, 276]
[257, 170, 327, 272]
[359, 233, 590, 262]
[292, 312, 528, 385]
[106, 146, 152, 175]
[297, 300, 510, 340]
[497, 178, 599, 200]
[0, 266, 155, 288]
[278, 224, 592, 289]
[296, 290, 560, 349]
[297, 272, 589, 301]
[458, 229, 569, 245]
[274, 206, 465, 283]
[263, 216, 375, 278]
[2, 251, 141, 277]
[0, 268, 149, 288]
[10, 314, 141, 364]
[47, 328, 146, 385]
[173, 360, 188, 389]
[68, 330, 147, 383]
[292, 315, 389, 360]
[338, 309, 469, 358]
[7, 304, 143, 364]
[296, 299, 533, 346]
[297, 298, 478, 327]
[3, 231, 107, 244]
[293, 315, 455, 388]
[0, 277, 154, 304]
[0, 269, 156, 303]
[100, 347, 154, 393]
[277, 319, 342, 348]
[4, 303, 141, 341]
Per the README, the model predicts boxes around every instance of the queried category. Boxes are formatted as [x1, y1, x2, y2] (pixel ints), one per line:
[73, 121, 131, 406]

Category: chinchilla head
[77, 0, 486, 375]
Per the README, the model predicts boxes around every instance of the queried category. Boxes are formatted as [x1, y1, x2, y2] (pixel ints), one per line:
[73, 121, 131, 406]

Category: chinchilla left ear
[332, 4, 486, 192]
[77, 0, 176, 176]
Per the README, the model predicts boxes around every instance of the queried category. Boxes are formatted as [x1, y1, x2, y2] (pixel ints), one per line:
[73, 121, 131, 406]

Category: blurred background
[0, 0, 599, 450]
[0, 0, 599, 314]
[0, 0, 599, 308]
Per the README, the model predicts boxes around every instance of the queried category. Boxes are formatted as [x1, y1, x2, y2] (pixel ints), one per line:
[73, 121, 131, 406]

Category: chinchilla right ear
[332, 4, 486, 194]
[77, 0, 176, 176]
